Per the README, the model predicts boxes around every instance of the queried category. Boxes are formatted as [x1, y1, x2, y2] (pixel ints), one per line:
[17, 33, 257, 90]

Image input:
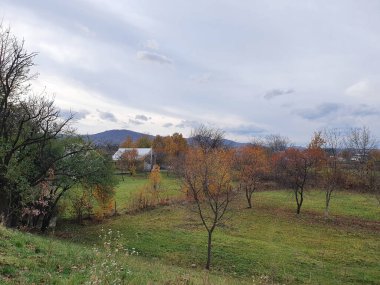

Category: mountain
[83, 129, 245, 147]
[82, 129, 154, 145]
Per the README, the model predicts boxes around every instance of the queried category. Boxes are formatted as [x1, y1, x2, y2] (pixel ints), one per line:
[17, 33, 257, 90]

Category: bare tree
[322, 128, 345, 218]
[190, 125, 225, 153]
[265, 134, 290, 152]
[345, 127, 376, 163]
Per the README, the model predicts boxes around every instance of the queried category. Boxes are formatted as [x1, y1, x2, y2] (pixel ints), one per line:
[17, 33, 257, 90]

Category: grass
[3, 175, 380, 284]
[54, 181, 380, 285]
[113, 172, 183, 211]
[254, 189, 380, 221]
[59, 172, 183, 219]
[0, 226, 249, 284]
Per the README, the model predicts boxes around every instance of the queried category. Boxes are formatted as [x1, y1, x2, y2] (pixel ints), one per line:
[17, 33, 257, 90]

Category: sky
[1, 0, 380, 144]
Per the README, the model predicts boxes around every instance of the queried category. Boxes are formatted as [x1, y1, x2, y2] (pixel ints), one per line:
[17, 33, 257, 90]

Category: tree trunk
[325, 191, 331, 218]
[246, 189, 252, 208]
[205, 231, 213, 270]
[295, 189, 303, 215]
[41, 211, 53, 232]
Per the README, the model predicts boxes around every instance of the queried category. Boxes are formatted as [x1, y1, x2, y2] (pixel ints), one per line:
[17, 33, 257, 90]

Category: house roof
[112, 148, 152, 160]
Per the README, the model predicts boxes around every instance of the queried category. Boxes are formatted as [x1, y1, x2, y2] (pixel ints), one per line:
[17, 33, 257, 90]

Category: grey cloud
[163, 122, 173, 128]
[60, 109, 89, 121]
[97, 110, 118, 122]
[264, 89, 294, 100]
[296, 103, 380, 121]
[296, 103, 341, 120]
[129, 119, 144, 125]
[135, 114, 150, 121]
[351, 104, 380, 117]
[137, 51, 172, 64]
[175, 120, 200, 129]
[225, 124, 266, 136]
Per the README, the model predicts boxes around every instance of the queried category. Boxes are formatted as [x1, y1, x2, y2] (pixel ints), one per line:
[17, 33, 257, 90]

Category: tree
[149, 164, 161, 191]
[183, 129, 233, 269]
[235, 146, 269, 208]
[275, 148, 313, 214]
[0, 25, 116, 230]
[152, 133, 188, 172]
[321, 128, 345, 217]
[345, 126, 376, 179]
[135, 135, 152, 148]
[120, 136, 134, 148]
[190, 125, 225, 153]
[118, 149, 138, 177]
[265, 134, 290, 153]
[0, 24, 72, 226]
[366, 150, 380, 204]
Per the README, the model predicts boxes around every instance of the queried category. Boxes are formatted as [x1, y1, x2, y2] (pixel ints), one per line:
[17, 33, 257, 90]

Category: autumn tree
[235, 146, 269, 208]
[306, 131, 327, 183]
[135, 135, 152, 148]
[120, 136, 134, 148]
[183, 127, 233, 270]
[152, 133, 188, 172]
[276, 148, 313, 214]
[119, 149, 138, 177]
[149, 164, 161, 191]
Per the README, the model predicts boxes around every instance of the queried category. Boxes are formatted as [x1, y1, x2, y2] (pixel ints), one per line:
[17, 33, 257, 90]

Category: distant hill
[83, 129, 245, 147]
[82, 129, 154, 145]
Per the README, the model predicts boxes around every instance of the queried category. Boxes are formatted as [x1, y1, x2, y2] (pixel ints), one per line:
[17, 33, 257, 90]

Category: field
[0, 226, 244, 284]
[1, 174, 380, 284]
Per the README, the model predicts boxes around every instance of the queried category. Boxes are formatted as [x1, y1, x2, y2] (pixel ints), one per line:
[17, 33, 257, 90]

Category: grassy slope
[2, 175, 380, 284]
[56, 175, 380, 285]
[0, 226, 247, 285]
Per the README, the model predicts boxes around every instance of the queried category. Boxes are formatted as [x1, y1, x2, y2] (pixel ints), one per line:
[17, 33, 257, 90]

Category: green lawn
[254, 189, 380, 221]
[55, 182, 380, 285]
[3, 175, 380, 284]
[0, 226, 248, 284]
[113, 172, 183, 211]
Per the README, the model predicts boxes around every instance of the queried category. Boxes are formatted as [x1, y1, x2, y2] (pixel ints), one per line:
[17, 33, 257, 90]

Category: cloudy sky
[1, 0, 380, 144]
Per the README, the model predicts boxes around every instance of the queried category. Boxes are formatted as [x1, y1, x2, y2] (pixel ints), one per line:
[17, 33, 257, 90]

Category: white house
[112, 148, 153, 171]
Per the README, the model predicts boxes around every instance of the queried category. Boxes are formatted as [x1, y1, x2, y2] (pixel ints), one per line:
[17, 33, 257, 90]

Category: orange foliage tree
[92, 184, 115, 219]
[120, 136, 134, 148]
[152, 133, 188, 172]
[119, 149, 138, 177]
[149, 164, 161, 191]
[135, 135, 152, 148]
[183, 147, 234, 270]
[235, 146, 269, 208]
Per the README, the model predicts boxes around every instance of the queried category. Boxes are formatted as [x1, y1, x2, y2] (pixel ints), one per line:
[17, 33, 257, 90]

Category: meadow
[1, 174, 379, 284]
[58, 174, 379, 284]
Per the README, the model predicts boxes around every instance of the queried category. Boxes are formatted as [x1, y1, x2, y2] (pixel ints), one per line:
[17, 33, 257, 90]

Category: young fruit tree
[182, 126, 233, 270]
[321, 128, 345, 217]
[275, 148, 314, 214]
[235, 145, 269, 208]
